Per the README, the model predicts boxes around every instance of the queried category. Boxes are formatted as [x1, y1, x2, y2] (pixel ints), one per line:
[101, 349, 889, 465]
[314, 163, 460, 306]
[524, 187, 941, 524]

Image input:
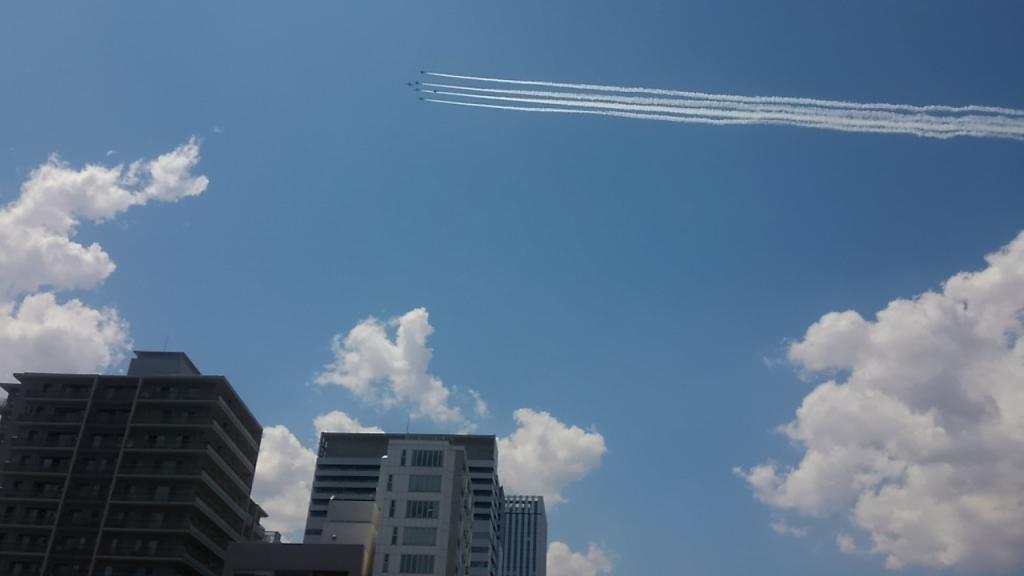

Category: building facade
[306, 434, 504, 576]
[0, 351, 266, 576]
[501, 496, 546, 576]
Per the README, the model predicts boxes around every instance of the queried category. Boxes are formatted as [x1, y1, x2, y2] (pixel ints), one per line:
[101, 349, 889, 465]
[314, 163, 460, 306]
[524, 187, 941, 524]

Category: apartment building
[0, 351, 265, 576]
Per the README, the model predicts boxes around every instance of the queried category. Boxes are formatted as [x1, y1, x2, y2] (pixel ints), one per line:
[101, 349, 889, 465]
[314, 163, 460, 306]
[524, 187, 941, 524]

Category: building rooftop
[126, 350, 202, 376]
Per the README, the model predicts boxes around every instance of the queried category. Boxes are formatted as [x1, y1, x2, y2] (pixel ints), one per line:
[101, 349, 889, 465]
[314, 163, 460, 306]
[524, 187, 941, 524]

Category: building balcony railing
[187, 522, 227, 559]
[194, 496, 244, 543]
[99, 544, 189, 558]
[118, 464, 203, 476]
[199, 471, 249, 522]
[204, 445, 251, 495]
[103, 517, 189, 530]
[124, 439, 207, 451]
[0, 541, 48, 553]
[1, 462, 72, 474]
[22, 388, 90, 399]
[130, 419, 208, 428]
[0, 515, 55, 526]
[0, 489, 62, 500]
[210, 419, 255, 474]
[216, 396, 260, 453]
[108, 491, 196, 503]
[14, 414, 84, 425]
[8, 438, 76, 448]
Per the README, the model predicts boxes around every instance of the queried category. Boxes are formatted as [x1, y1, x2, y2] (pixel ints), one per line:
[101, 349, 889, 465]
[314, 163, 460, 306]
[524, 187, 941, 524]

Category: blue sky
[2, 2, 1024, 574]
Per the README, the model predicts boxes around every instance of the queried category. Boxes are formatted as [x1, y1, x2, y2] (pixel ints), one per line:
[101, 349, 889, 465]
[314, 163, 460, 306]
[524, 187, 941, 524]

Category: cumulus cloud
[499, 409, 606, 505]
[315, 308, 465, 424]
[737, 230, 1024, 571]
[0, 140, 207, 386]
[837, 532, 857, 554]
[314, 410, 384, 434]
[0, 294, 130, 381]
[0, 138, 207, 299]
[252, 425, 317, 540]
[548, 542, 612, 576]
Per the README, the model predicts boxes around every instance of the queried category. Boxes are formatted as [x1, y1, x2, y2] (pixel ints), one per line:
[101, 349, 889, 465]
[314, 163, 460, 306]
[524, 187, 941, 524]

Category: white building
[305, 434, 505, 576]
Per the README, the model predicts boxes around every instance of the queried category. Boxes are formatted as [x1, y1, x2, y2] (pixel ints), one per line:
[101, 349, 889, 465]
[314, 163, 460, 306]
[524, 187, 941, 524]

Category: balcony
[210, 419, 255, 474]
[0, 514, 55, 527]
[0, 488, 62, 500]
[199, 471, 249, 522]
[0, 541, 48, 554]
[1, 462, 72, 475]
[204, 445, 251, 495]
[117, 463, 202, 477]
[8, 438, 76, 449]
[215, 396, 259, 453]
[14, 414, 84, 426]
[193, 497, 243, 542]
[108, 491, 195, 503]
[22, 388, 90, 400]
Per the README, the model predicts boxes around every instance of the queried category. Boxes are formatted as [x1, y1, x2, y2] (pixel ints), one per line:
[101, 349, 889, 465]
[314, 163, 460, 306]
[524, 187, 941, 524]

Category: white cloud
[252, 425, 317, 541]
[0, 140, 206, 385]
[499, 409, 606, 505]
[837, 532, 857, 554]
[469, 389, 489, 418]
[315, 308, 465, 424]
[738, 230, 1024, 571]
[548, 542, 612, 576]
[0, 138, 207, 299]
[314, 410, 384, 434]
[770, 519, 808, 538]
[0, 294, 130, 385]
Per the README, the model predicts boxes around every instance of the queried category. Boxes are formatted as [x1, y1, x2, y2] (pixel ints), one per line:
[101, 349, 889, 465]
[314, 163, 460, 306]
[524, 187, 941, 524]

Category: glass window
[400, 554, 435, 574]
[408, 474, 442, 492]
[406, 500, 438, 519]
[403, 527, 437, 546]
[411, 450, 443, 467]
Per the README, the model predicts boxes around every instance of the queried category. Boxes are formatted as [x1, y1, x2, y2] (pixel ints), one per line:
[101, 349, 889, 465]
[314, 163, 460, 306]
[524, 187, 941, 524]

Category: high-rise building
[0, 351, 266, 576]
[501, 496, 546, 576]
[306, 434, 505, 576]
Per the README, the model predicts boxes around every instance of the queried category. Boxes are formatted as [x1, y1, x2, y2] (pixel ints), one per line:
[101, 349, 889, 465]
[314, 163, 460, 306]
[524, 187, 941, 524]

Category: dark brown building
[0, 351, 266, 576]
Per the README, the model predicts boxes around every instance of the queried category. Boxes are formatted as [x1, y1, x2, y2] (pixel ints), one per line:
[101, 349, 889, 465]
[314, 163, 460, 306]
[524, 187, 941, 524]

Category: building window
[406, 500, 438, 519]
[400, 450, 406, 466]
[389, 500, 396, 518]
[408, 474, 442, 492]
[400, 554, 435, 574]
[403, 527, 437, 546]
[392, 526, 399, 545]
[411, 450, 443, 467]
[387, 474, 393, 491]
[383, 553, 390, 573]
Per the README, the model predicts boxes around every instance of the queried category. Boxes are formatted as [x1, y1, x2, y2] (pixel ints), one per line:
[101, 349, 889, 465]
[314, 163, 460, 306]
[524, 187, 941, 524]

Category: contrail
[417, 72, 1024, 140]
[424, 72, 1024, 117]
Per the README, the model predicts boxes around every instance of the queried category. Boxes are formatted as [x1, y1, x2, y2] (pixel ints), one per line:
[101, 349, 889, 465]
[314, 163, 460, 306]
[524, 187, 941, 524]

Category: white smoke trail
[423, 99, 998, 139]
[425, 72, 1024, 118]
[422, 88, 1024, 139]
[424, 99, 763, 126]
[421, 82, 1000, 125]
